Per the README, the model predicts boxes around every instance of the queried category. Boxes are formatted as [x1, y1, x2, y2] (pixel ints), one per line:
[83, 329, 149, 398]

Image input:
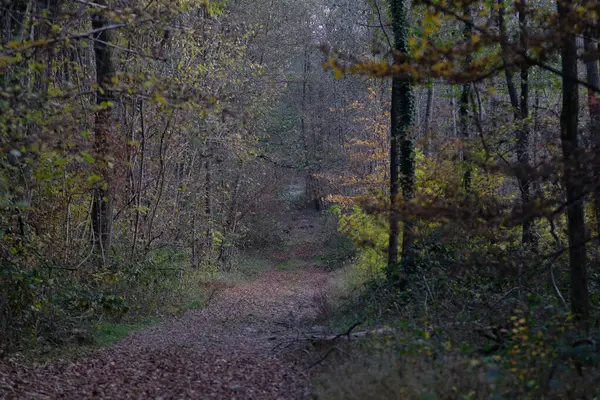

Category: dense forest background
[2, 0, 600, 397]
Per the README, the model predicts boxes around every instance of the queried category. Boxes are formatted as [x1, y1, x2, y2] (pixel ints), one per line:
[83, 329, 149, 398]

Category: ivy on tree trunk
[387, 0, 415, 283]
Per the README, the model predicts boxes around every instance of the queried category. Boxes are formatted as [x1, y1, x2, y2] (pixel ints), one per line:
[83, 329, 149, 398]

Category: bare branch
[1, 18, 153, 57]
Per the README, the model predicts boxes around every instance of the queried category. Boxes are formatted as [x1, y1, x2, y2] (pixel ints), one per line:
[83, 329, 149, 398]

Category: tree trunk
[218, 164, 243, 265]
[388, 98, 400, 272]
[459, 6, 472, 193]
[516, 0, 535, 247]
[299, 44, 321, 211]
[499, 0, 536, 247]
[204, 157, 213, 256]
[450, 88, 457, 137]
[131, 100, 145, 256]
[91, 3, 114, 263]
[558, 0, 589, 326]
[584, 35, 600, 237]
[387, 0, 415, 282]
[423, 83, 434, 156]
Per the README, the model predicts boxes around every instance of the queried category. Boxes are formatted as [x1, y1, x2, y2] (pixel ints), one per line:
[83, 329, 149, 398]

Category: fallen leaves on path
[1, 268, 329, 399]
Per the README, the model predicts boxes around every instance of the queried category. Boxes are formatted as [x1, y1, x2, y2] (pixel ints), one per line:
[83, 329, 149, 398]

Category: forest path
[1, 211, 331, 399]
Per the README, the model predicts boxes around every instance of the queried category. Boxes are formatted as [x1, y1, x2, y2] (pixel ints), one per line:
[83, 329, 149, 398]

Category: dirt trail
[0, 267, 330, 399]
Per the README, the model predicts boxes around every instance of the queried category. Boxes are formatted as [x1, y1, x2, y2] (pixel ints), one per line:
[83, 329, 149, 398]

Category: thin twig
[90, 37, 166, 61]
[371, 0, 393, 52]
[1, 18, 153, 56]
[547, 217, 568, 309]
[72, 0, 108, 9]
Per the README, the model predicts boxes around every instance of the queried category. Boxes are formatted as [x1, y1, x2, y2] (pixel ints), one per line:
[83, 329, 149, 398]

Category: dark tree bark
[584, 34, 600, 236]
[298, 43, 323, 211]
[387, 0, 415, 282]
[499, 0, 536, 247]
[558, 0, 589, 325]
[218, 163, 243, 265]
[205, 157, 213, 255]
[516, 0, 535, 246]
[91, 3, 114, 263]
[499, 0, 519, 116]
[459, 5, 472, 193]
[516, 4, 535, 247]
[388, 95, 401, 273]
[423, 83, 434, 157]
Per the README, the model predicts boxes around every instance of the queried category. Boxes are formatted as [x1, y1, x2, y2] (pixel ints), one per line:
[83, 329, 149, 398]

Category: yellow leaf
[152, 92, 168, 105]
[7, 41, 22, 49]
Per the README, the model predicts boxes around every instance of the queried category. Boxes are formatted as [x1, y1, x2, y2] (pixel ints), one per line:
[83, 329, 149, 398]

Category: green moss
[185, 299, 205, 310]
[94, 318, 157, 348]
[18, 317, 160, 364]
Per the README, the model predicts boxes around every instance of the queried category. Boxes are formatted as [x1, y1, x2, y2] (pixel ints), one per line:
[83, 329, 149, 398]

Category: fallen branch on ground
[271, 322, 395, 353]
[307, 323, 396, 368]
[310, 326, 395, 346]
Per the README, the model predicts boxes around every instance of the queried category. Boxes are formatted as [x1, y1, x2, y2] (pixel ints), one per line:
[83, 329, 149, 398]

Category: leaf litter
[0, 268, 330, 399]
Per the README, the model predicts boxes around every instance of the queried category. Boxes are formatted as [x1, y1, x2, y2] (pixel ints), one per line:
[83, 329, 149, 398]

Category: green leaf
[81, 152, 95, 164]
[134, 205, 150, 214]
[87, 174, 102, 184]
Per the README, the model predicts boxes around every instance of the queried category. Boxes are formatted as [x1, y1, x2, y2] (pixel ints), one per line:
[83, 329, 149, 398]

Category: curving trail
[0, 267, 330, 399]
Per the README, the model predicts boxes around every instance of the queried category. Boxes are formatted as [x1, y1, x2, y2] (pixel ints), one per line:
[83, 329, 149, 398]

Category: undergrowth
[313, 228, 600, 399]
[0, 245, 274, 358]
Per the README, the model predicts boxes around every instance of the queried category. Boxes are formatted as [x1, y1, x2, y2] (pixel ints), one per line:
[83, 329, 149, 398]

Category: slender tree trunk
[145, 116, 171, 253]
[388, 103, 400, 272]
[558, 0, 589, 326]
[192, 212, 198, 267]
[517, 0, 536, 247]
[423, 83, 434, 156]
[450, 88, 457, 137]
[218, 164, 242, 265]
[499, 0, 536, 247]
[387, 0, 415, 282]
[131, 100, 145, 256]
[459, 6, 472, 193]
[204, 157, 213, 256]
[299, 44, 321, 210]
[584, 35, 600, 236]
[91, 3, 114, 263]
[459, 82, 471, 192]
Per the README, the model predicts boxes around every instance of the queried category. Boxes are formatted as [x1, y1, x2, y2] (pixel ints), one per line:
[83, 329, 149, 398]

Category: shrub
[313, 314, 600, 399]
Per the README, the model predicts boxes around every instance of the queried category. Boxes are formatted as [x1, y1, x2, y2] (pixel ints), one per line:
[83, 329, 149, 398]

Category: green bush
[314, 224, 600, 399]
[331, 204, 389, 276]
[0, 242, 222, 355]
